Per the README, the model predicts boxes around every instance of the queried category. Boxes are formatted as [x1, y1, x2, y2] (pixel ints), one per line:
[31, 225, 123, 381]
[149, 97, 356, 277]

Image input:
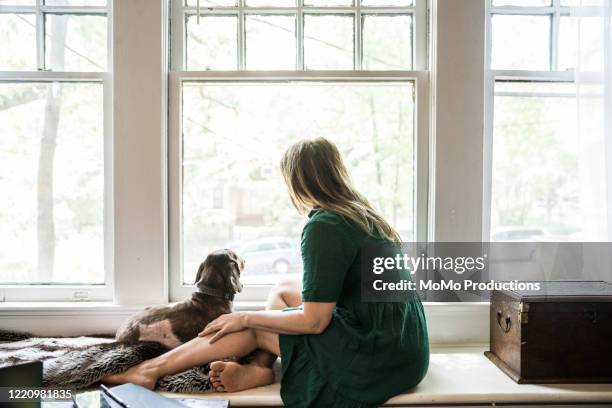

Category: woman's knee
[254, 329, 281, 356]
[267, 277, 302, 309]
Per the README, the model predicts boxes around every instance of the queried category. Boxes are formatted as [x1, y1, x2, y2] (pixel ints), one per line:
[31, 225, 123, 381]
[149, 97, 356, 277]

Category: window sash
[167, 70, 430, 302]
[482, 0, 602, 241]
[0, 3, 107, 72]
[171, 0, 428, 71]
[0, 0, 112, 301]
[488, 1, 602, 72]
[0, 73, 113, 302]
[482, 70, 601, 242]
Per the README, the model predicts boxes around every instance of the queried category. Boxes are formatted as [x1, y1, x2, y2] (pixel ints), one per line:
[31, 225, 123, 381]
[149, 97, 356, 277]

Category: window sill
[163, 346, 612, 407]
[0, 300, 268, 313]
[0, 302, 490, 345]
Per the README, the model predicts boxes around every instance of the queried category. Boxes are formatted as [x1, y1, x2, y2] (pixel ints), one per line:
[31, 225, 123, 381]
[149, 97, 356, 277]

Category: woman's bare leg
[210, 277, 302, 392]
[102, 328, 279, 390]
[249, 277, 302, 367]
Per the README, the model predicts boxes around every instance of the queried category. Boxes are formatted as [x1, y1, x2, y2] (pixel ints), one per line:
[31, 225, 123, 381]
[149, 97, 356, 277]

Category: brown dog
[115, 249, 244, 349]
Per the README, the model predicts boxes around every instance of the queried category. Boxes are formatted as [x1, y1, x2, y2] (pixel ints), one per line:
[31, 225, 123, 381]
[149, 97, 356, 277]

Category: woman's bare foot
[209, 361, 274, 392]
[101, 362, 159, 390]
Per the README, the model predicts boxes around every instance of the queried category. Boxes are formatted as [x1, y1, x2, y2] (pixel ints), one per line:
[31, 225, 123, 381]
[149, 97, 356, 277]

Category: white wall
[113, 0, 168, 305]
[431, 0, 486, 242]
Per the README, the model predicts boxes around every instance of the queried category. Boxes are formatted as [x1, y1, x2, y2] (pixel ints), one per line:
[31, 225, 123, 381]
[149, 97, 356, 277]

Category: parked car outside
[491, 226, 547, 242]
[236, 237, 302, 276]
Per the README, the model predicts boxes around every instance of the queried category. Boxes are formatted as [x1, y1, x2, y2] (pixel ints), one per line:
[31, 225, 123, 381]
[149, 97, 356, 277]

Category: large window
[486, 0, 604, 242]
[0, 0, 110, 301]
[169, 0, 428, 300]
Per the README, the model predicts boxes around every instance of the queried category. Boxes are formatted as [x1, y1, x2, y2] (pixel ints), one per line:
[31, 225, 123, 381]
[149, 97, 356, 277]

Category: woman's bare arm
[246, 302, 335, 334]
[199, 302, 335, 343]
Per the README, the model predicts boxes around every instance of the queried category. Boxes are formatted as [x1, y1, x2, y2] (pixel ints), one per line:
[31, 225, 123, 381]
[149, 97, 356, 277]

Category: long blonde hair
[280, 137, 401, 243]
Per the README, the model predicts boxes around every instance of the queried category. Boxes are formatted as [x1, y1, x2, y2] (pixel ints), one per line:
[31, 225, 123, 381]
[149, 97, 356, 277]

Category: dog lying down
[115, 249, 244, 349]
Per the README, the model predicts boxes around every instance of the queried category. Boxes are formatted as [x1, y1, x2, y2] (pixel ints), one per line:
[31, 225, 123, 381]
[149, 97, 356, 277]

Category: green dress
[279, 209, 429, 408]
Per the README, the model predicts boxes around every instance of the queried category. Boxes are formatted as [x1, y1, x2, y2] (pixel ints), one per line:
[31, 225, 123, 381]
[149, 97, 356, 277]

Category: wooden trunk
[485, 281, 612, 384]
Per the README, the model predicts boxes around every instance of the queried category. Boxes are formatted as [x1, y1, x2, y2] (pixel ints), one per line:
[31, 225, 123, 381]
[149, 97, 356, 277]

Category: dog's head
[195, 249, 244, 299]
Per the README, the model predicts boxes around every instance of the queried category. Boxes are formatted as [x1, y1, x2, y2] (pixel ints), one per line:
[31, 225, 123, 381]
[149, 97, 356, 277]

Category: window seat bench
[161, 346, 612, 407]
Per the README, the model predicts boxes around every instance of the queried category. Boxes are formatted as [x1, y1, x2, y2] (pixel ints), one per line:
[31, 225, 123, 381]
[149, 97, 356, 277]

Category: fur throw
[0, 331, 214, 392]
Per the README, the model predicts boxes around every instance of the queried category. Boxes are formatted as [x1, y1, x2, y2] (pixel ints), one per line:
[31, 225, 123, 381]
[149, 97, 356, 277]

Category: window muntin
[0, 0, 110, 300]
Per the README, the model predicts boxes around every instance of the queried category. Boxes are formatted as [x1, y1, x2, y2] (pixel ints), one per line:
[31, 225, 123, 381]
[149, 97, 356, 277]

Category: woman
[104, 137, 429, 407]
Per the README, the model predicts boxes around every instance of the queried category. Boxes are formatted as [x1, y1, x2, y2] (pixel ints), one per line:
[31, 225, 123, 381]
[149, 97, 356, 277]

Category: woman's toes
[210, 361, 226, 373]
[210, 361, 225, 390]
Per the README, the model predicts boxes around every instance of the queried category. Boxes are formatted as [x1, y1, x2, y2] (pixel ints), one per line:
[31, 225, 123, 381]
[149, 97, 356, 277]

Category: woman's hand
[198, 312, 249, 343]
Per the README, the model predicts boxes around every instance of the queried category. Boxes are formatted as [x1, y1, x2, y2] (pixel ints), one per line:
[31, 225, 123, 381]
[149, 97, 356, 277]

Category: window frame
[0, 1, 113, 302]
[169, 0, 429, 302]
[168, 70, 430, 302]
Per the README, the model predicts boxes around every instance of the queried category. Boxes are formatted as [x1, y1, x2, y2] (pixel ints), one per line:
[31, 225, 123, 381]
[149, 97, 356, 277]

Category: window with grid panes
[169, 0, 428, 300]
[0, 0, 111, 301]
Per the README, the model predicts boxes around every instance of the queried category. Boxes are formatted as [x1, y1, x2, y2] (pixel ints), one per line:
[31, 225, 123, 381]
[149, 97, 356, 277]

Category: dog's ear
[226, 250, 244, 294]
[194, 260, 207, 287]
[229, 263, 243, 294]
